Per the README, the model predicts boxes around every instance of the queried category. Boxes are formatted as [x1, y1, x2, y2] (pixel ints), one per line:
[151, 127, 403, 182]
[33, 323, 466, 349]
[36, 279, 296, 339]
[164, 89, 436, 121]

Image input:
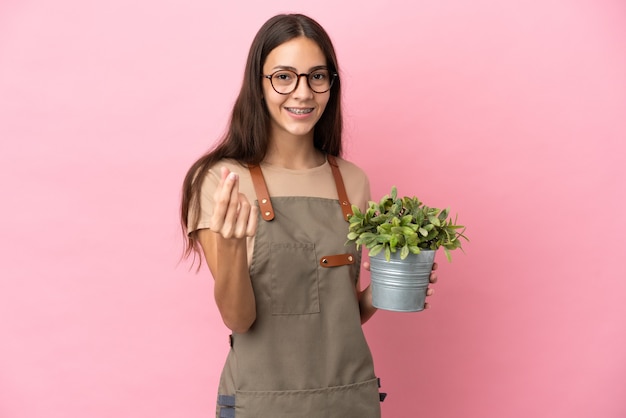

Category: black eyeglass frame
[262, 69, 339, 95]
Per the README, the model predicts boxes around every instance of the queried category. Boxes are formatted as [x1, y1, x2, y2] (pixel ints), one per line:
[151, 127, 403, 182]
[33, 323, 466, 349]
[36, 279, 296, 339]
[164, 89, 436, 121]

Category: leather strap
[319, 253, 356, 267]
[248, 164, 275, 221]
[249, 156, 352, 222]
[327, 155, 353, 221]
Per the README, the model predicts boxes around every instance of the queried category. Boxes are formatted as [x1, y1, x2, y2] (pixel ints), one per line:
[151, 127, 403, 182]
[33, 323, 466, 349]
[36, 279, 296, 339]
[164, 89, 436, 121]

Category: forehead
[263, 37, 327, 71]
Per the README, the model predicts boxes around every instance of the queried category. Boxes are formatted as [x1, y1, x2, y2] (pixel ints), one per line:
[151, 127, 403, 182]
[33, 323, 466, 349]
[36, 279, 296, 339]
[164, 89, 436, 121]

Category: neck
[264, 133, 325, 170]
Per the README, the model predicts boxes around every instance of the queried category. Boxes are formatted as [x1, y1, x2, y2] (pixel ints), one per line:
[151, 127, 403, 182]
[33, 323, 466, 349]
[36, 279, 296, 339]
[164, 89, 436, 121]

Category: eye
[273, 71, 294, 82]
[310, 71, 328, 81]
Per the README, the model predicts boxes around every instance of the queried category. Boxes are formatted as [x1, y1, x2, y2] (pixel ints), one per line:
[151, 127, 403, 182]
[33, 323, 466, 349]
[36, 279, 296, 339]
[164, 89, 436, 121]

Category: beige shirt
[189, 156, 371, 265]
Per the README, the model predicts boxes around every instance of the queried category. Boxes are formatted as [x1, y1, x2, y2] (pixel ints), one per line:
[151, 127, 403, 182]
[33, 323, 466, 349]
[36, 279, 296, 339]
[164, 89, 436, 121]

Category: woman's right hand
[201, 166, 258, 333]
[210, 167, 258, 239]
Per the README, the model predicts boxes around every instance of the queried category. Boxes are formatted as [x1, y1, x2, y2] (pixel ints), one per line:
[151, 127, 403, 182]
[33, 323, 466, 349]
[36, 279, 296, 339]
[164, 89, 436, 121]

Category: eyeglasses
[263, 69, 338, 95]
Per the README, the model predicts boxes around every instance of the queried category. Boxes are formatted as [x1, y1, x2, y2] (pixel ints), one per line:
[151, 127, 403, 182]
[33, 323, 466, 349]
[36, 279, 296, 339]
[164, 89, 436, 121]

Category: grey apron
[216, 156, 382, 418]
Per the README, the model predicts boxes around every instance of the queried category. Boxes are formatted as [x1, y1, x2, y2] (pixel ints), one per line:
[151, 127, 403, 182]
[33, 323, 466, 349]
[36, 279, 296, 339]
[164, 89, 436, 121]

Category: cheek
[318, 95, 331, 114]
[262, 83, 272, 99]
[265, 94, 284, 113]
[262, 80, 281, 105]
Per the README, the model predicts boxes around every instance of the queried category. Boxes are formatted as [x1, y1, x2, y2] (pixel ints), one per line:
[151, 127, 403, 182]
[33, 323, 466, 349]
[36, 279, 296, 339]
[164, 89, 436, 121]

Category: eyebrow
[270, 65, 329, 72]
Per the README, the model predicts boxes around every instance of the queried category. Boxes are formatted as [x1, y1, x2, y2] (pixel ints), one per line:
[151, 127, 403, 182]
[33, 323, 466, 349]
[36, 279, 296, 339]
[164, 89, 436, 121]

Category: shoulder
[201, 158, 250, 184]
[206, 158, 248, 176]
[198, 158, 253, 196]
[334, 156, 368, 180]
[333, 156, 371, 208]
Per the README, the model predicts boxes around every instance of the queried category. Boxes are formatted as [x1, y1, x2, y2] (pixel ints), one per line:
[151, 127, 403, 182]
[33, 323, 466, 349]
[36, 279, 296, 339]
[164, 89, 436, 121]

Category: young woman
[180, 13, 437, 418]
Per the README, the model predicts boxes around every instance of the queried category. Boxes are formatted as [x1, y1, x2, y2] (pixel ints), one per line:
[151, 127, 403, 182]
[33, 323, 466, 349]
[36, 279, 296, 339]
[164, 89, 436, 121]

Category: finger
[426, 288, 434, 297]
[233, 194, 255, 238]
[432, 262, 438, 271]
[424, 302, 430, 309]
[246, 203, 259, 237]
[210, 168, 235, 231]
[429, 272, 438, 284]
[363, 261, 371, 271]
[232, 195, 249, 238]
[220, 173, 241, 238]
[219, 166, 230, 182]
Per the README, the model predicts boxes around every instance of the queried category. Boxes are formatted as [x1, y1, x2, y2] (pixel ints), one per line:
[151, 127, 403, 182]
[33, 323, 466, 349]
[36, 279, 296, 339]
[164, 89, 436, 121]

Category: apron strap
[327, 155, 354, 221]
[248, 164, 275, 221]
[249, 156, 353, 222]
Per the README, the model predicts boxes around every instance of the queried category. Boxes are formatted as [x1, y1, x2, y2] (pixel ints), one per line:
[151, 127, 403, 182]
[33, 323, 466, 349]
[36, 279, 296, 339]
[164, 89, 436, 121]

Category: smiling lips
[285, 107, 314, 115]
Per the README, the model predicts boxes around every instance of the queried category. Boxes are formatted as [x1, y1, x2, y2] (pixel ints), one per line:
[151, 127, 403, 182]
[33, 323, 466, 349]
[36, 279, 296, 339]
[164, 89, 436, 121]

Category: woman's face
[262, 36, 331, 142]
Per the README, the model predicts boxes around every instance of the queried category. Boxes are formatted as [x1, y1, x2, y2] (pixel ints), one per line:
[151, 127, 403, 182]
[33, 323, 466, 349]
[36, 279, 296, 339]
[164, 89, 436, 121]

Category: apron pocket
[235, 378, 381, 418]
[270, 242, 320, 315]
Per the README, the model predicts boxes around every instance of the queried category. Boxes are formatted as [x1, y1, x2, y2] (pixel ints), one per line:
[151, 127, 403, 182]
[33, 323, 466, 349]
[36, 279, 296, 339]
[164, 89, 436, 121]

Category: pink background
[1, 0, 625, 417]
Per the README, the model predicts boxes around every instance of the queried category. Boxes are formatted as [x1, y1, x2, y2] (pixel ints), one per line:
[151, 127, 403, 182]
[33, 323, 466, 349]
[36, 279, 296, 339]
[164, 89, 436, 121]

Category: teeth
[287, 108, 313, 115]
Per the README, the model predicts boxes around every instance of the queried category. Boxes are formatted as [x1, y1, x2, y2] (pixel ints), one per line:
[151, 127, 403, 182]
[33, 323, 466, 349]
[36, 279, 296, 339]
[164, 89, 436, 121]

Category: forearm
[214, 239, 256, 332]
[199, 230, 257, 333]
[358, 284, 378, 324]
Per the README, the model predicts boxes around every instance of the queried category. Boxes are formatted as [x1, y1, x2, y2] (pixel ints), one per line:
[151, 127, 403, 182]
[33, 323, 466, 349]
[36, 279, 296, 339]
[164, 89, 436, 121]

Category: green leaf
[376, 234, 392, 243]
[400, 245, 409, 260]
[359, 232, 377, 242]
[409, 245, 421, 254]
[428, 215, 441, 227]
[406, 234, 418, 245]
[349, 221, 362, 230]
[370, 215, 387, 224]
[369, 244, 383, 257]
[400, 226, 415, 236]
[390, 234, 398, 250]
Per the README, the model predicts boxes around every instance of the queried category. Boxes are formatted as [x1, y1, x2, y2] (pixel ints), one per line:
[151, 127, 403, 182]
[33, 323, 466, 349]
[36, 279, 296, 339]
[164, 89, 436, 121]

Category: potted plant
[347, 186, 468, 312]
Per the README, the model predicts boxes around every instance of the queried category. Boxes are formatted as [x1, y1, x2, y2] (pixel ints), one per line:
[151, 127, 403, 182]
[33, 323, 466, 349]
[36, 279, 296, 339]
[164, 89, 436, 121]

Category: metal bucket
[369, 250, 436, 312]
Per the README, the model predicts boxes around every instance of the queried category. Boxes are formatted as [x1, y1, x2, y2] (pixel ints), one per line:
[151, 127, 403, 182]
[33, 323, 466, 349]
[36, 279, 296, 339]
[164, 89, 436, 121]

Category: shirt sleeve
[187, 167, 221, 235]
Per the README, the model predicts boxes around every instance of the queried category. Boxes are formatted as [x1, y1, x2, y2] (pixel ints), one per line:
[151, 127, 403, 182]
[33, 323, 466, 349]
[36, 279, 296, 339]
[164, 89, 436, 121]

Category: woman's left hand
[424, 262, 438, 309]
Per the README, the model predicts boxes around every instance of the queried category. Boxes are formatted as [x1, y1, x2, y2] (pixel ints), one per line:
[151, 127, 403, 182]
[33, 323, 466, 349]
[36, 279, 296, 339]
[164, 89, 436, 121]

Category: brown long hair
[180, 14, 344, 263]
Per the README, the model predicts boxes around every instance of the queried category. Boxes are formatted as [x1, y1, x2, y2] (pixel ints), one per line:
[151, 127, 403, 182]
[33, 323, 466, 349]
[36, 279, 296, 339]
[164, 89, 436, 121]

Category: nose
[292, 74, 314, 98]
